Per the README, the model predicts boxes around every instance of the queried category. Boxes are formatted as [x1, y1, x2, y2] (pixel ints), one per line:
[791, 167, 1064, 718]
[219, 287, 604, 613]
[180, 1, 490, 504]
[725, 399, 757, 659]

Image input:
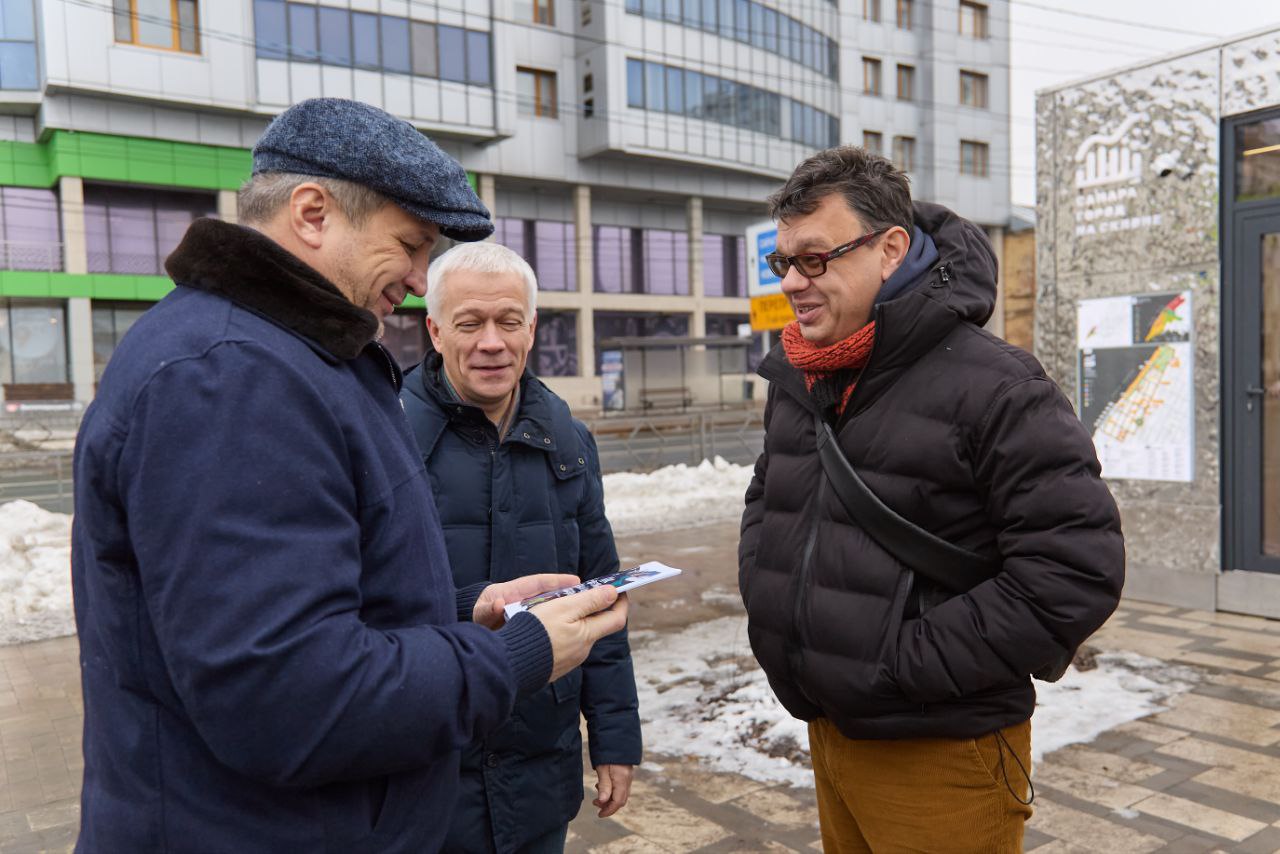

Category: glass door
[1225, 110, 1280, 573]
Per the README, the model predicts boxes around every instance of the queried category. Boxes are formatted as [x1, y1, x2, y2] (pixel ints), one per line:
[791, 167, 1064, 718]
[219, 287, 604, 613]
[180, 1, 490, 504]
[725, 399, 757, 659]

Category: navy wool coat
[71, 220, 550, 854]
[402, 353, 643, 854]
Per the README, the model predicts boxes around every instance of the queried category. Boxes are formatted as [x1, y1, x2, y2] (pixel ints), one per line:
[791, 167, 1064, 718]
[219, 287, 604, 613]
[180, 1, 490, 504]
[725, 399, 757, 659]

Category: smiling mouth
[793, 303, 823, 321]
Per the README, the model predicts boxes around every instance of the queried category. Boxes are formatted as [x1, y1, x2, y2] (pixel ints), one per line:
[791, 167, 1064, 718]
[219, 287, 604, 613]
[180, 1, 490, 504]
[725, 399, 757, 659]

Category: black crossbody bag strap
[813, 412, 997, 593]
[814, 412, 1073, 684]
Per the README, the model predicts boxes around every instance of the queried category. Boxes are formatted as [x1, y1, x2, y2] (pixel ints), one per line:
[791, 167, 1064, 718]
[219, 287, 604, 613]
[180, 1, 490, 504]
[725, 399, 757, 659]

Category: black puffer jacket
[738, 202, 1124, 740]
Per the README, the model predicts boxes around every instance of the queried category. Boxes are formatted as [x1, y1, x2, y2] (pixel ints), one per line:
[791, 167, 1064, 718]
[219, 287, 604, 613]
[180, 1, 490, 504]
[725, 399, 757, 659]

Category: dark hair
[768, 146, 913, 234]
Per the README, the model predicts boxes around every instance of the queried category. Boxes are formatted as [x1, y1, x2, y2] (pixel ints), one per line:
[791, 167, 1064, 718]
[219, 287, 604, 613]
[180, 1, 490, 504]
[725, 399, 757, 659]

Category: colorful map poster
[1077, 291, 1194, 482]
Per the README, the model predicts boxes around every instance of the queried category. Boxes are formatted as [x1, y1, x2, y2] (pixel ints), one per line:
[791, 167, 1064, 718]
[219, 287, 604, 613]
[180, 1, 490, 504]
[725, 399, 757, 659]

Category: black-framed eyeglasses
[765, 229, 888, 279]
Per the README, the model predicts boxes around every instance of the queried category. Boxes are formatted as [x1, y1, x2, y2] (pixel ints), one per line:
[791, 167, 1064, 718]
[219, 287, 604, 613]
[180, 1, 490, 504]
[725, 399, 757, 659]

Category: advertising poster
[1077, 291, 1194, 482]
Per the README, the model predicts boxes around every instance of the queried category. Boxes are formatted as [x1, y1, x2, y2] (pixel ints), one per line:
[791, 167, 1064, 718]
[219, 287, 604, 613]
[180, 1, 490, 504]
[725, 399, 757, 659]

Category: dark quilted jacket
[401, 353, 641, 853]
[738, 202, 1124, 740]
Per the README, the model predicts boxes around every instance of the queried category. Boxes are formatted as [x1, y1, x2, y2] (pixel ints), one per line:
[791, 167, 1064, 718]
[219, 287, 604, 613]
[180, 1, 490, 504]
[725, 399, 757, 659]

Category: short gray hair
[237, 172, 390, 226]
[426, 242, 538, 319]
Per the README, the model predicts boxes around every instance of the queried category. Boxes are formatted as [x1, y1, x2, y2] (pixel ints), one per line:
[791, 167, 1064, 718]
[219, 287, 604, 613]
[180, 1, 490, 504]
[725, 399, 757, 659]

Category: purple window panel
[643, 230, 674, 294]
[84, 198, 110, 274]
[673, 231, 689, 295]
[702, 235, 725, 297]
[593, 226, 626, 293]
[1, 187, 61, 271]
[534, 221, 574, 292]
[495, 217, 526, 258]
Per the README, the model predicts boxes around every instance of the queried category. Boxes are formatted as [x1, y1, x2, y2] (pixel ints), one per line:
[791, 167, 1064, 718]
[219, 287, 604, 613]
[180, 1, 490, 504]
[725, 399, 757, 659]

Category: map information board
[1077, 291, 1194, 482]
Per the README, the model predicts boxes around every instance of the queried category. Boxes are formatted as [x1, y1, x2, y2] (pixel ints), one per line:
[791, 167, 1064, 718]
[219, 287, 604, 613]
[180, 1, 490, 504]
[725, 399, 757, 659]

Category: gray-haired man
[71, 98, 627, 853]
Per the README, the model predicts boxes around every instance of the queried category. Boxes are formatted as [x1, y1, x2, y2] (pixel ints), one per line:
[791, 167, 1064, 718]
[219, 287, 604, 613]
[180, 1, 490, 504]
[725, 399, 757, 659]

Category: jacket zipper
[791, 474, 826, 669]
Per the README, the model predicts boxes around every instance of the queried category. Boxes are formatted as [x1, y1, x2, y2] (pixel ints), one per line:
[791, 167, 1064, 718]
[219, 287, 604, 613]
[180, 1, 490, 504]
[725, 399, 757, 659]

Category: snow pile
[1032, 651, 1197, 762]
[604, 457, 754, 536]
[634, 616, 1200, 787]
[633, 616, 814, 787]
[0, 500, 74, 645]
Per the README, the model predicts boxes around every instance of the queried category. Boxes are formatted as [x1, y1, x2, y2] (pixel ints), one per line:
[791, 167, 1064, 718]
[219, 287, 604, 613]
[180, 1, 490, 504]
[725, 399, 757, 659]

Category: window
[0, 299, 69, 385]
[0, 187, 62, 271]
[862, 131, 883, 155]
[318, 7, 350, 66]
[896, 0, 913, 28]
[960, 140, 989, 176]
[252, 0, 287, 60]
[532, 310, 579, 377]
[84, 185, 216, 275]
[862, 57, 881, 96]
[1236, 115, 1280, 201]
[863, 0, 880, 22]
[959, 1, 988, 38]
[626, 58, 644, 108]
[410, 22, 438, 78]
[893, 135, 916, 171]
[627, 58, 792, 138]
[466, 30, 491, 86]
[702, 235, 745, 297]
[0, 0, 37, 89]
[113, 0, 199, 52]
[352, 12, 379, 70]
[495, 219, 578, 292]
[896, 64, 914, 101]
[517, 67, 557, 118]
[960, 70, 989, 108]
[381, 17, 410, 74]
[92, 301, 150, 381]
[642, 229, 690, 295]
[533, 0, 555, 26]
[253, 3, 492, 86]
[626, 0, 836, 80]
[593, 226, 640, 294]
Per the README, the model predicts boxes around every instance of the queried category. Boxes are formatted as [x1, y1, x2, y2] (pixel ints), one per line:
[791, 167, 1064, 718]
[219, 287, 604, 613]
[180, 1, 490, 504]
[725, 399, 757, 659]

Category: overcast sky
[1008, 1, 1279, 207]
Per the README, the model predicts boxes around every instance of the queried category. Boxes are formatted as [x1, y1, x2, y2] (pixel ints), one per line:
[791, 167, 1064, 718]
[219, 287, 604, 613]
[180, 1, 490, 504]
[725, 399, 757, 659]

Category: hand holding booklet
[503, 561, 683, 619]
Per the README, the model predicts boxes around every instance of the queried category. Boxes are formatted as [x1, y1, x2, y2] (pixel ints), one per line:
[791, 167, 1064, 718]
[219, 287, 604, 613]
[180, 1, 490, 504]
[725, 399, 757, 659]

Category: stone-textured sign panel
[1052, 51, 1220, 279]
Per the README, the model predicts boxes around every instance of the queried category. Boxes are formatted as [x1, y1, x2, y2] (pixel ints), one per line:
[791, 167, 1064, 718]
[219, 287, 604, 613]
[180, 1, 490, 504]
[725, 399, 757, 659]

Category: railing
[0, 407, 767, 515]
[582, 406, 765, 473]
[0, 241, 63, 272]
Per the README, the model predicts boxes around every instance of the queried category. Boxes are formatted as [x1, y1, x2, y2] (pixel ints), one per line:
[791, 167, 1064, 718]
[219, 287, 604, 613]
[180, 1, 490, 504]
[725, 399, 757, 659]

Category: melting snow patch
[0, 500, 73, 645]
[1032, 651, 1198, 762]
[604, 457, 753, 536]
[635, 616, 1200, 787]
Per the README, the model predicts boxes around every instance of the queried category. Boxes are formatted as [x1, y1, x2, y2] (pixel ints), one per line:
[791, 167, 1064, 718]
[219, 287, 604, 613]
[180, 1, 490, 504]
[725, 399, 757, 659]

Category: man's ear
[288, 183, 333, 250]
[879, 226, 912, 282]
[426, 315, 443, 351]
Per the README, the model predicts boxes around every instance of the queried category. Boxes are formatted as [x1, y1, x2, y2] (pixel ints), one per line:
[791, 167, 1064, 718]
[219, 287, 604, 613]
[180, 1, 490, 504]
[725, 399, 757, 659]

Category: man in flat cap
[70, 98, 627, 853]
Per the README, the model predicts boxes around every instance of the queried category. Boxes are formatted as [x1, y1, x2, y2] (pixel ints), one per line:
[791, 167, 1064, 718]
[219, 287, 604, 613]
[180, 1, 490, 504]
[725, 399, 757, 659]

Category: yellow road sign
[750, 293, 794, 331]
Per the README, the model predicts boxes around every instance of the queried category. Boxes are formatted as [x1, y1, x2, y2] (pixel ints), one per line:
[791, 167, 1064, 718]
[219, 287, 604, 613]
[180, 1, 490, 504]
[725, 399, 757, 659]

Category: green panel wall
[0, 131, 253, 191]
[0, 271, 174, 300]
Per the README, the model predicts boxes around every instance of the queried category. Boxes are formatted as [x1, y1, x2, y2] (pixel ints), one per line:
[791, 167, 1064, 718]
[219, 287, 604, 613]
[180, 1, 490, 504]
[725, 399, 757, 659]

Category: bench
[639, 386, 694, 411]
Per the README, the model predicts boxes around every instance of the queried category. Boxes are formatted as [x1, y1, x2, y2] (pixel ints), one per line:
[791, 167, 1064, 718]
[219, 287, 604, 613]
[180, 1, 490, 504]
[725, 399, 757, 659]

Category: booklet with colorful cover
[503, 561, 683, 619]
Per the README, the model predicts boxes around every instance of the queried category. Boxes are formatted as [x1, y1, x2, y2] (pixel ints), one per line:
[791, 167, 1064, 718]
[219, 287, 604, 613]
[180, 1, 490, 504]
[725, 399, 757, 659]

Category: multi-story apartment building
[0, 0, 1008, 410]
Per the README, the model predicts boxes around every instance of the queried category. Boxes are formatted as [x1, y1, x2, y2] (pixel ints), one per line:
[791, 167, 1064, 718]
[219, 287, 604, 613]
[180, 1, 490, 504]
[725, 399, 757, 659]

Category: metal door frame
[1222, 106, 1280, 573]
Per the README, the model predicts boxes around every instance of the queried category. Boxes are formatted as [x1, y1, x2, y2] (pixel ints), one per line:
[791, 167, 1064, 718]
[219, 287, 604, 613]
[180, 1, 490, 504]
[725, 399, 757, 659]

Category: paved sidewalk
[4, 522, 1280, 852]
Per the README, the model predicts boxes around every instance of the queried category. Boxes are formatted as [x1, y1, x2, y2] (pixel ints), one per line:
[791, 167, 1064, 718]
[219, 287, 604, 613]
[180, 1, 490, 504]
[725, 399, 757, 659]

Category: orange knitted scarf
[781, 320, 877, 417]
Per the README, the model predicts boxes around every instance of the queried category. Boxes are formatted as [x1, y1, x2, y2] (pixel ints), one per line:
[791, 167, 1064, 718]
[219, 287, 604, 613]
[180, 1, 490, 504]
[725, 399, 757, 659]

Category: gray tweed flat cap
[253, 98, 493, 242]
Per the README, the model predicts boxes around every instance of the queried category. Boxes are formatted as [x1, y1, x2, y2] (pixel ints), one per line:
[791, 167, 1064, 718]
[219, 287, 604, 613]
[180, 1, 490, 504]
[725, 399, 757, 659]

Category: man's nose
[780, 265, 810, 295]
[477, 323, 505, 351]
[405, 264, 427, 298]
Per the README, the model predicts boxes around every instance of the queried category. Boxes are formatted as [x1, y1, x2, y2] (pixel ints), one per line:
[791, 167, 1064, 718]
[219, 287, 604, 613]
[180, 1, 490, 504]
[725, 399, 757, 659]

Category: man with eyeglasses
[738, 146, 1123, 851]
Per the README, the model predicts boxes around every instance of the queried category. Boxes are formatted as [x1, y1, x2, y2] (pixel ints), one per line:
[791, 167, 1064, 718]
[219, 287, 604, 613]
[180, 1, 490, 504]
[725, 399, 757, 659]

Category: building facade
[0, 0, 1009, 410]
[1036, 27, 1280, 617]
